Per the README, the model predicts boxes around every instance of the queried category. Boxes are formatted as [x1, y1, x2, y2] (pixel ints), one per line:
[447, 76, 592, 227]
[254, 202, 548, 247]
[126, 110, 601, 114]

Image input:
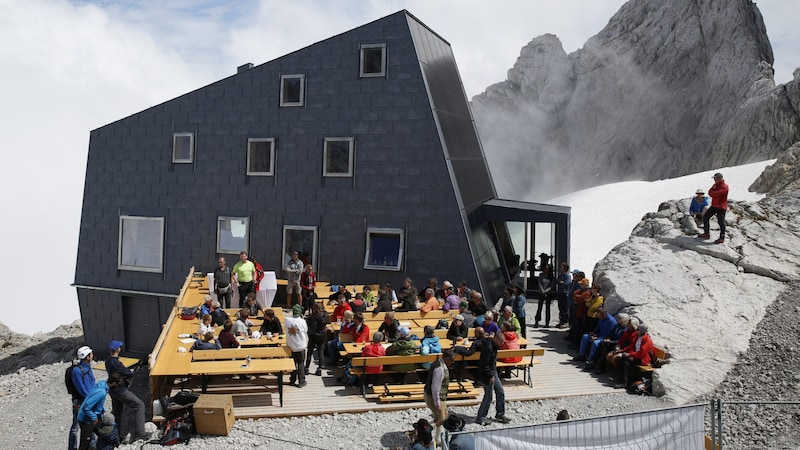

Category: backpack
[181, 305, 200, 320]
[211, 308, 228, 326]
[160, 410, 193, 445]
[65, 363, 88, 400]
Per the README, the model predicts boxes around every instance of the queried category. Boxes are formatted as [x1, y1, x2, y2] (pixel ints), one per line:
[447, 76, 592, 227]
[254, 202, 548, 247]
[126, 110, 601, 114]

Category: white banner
[467, 404, 705, 450]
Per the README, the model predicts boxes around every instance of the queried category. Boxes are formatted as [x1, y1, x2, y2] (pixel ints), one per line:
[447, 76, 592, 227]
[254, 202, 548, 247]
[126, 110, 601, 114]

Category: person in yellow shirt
[584, 283, 605, 333]
[232, 251, 256, 308]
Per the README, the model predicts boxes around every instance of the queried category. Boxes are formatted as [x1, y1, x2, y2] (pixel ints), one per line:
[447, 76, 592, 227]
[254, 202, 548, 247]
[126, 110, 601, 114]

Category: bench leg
[278, 373, 284, 407]
[201, 375, 209, 393]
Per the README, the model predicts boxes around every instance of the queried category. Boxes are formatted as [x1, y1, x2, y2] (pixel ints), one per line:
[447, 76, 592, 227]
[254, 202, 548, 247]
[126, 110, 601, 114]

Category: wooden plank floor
[172, 326, 622, 418]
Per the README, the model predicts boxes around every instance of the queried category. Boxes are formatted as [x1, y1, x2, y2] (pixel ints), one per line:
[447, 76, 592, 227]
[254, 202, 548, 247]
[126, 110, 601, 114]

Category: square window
[364, 228, 404, 271]
[247, 138, 275, 176]
[360, 44, 386, 78]
[323, 137, 354, 177]
[118, 216, 164, 272]
[280, 74, 305, 106]
[282, 226, 318, 270]
[217, 216, 249, 254]
[172, 133, 194, 163]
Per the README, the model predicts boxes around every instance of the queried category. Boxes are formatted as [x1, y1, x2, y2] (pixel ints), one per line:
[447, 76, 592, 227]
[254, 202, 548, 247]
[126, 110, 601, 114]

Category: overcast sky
[1, 0, 797, 335]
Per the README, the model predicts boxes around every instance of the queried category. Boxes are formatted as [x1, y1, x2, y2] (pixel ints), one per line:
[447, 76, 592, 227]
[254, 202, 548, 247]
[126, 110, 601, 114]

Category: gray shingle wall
[75, 11, 480, 311]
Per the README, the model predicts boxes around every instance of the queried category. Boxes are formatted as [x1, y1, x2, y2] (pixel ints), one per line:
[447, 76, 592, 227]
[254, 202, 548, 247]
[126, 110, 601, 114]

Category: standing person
[69, 346, 96, 450]
[77, 372, 124, 450]
[453, 328, 511, 426]
[300, 264, 317, 312]
[105, 341, 150, 443]
[555, 263, 572, 328]
[534, 264, 554, 328]
[305, 303, 328, 376]
[512, 285, 527, 338]
[284, 251, 304, 307]
[213, 257, 233, 309]
[232, 251, 256, 307]
[424, 348, 455, 442]
[249, 255, 265, 292]
[285, 304, 309, 387]
[497, 286, 515, 312]
[699, 172, 729, 244]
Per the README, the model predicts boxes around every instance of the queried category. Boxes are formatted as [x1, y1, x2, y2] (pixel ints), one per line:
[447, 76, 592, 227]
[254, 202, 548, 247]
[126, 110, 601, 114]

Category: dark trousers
[216, 286, 232, 309]
[110, 386, 145, 437]
[557, 293, 569, 324]
[535, 295, 552, 326]
[306, 338, 325, 371]
[619, 357, 644, 386]
[290, 350, 306, 383]
[78, 420, 95, 450]
[518, 316, 527, 338]
[703, 206, 727, 238]
[237, 281, 254, 307]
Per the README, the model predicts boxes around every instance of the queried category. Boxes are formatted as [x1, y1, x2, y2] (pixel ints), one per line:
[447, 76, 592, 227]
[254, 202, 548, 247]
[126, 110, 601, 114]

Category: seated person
[243, 292, 260, 317]
[259, 308, 283, 336]
[689, 188, 711, 221]
[442, 414, 474, 450]
[591, 313, 629, 373]
[327, 285, 352, 305]
[359, 331, 386, 386]
[457, 302, 475, 328]
[200, 295, 216, 316]
[326, 310, 356, 366]
[386, 327, 417, 383]
[575, 307, 617, 368]
[397, 278, 419, 312]
[231, 309, 253, 337]
[614, 323, 653, 389]
[373, 282, 396, 313]
[407, 418, 434, 450]
[441, 281, 460, 312]
[467, 291, 489, 325]
[497, 305, 521, 334]
[418, 325, 442, 370]
[362, 286, 376, 306]
[606, 317, 639, 370]
[331, 295, 353, 323]
[419, 288, 440, 313]
[446, 314, 468, 342]
[481, 311, 500, 336]
[348, 293, 368, 314]
[378, 312, 401, 342]
[351, 313, 371, 343]
[498, 321, 521, 378]
[190, 331, 221, 351]
[198, 314, 214, 337]
[217, 319, 240, 348]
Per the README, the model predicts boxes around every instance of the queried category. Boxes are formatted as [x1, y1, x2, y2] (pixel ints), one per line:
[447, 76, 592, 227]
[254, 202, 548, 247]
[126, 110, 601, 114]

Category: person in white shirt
[198, 314, 214, 337]
[284, 304, 309, 387]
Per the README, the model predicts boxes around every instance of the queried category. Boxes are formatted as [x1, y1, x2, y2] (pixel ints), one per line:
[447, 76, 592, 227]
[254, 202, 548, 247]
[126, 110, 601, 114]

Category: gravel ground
[1, 294, 796, 449]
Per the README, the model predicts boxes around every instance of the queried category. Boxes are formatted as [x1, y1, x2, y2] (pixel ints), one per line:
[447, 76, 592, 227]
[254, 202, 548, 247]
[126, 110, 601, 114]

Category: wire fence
[708, 399, 800, 450]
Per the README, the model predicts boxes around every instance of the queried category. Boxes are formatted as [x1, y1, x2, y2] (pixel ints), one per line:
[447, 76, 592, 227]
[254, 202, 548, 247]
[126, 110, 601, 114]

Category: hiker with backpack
[78, 372, 125, 450]
[106, 340, 151, 443]
[68, 346, 96, 450]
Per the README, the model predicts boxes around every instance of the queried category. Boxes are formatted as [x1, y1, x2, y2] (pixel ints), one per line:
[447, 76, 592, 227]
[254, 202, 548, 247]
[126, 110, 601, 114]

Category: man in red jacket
[699, 172, 729, 243]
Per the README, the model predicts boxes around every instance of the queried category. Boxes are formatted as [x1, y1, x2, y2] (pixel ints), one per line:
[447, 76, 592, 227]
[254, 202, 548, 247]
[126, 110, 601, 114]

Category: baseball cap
[77, 346, 92, 360]
[108, 340, 124, 351]
[713, 172, 723, 179]
[398, 326, 411, 337]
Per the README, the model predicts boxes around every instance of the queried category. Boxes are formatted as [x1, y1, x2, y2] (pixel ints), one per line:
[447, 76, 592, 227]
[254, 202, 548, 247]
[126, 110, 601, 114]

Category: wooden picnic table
[341, 337, 529, 356]
[187, 358, 296, 406]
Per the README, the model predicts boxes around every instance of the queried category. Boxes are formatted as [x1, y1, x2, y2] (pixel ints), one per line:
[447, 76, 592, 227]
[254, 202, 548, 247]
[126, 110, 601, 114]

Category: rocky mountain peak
[473, 0, 800, 201]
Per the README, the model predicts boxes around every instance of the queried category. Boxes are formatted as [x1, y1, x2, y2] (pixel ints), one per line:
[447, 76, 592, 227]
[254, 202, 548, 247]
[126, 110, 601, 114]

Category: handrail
[149, 266, 195, 369]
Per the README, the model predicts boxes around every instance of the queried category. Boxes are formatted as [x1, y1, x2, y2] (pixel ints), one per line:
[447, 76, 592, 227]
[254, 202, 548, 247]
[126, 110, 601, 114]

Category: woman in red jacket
[614, 323, 653, 388]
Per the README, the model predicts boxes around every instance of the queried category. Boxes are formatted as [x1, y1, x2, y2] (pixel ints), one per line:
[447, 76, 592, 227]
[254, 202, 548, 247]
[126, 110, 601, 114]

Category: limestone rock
[749, 141, 800, 194]
[593, 183, 800, 404]
[473, 0, 800, 200]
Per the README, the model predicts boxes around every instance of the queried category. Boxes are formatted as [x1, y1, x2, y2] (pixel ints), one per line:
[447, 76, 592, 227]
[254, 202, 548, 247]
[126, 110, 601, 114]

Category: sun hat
[696, 188, 705, 194]
[77, 346, 92, 360]
[443, 414, 465, 432]
[455, 314, 464, 321]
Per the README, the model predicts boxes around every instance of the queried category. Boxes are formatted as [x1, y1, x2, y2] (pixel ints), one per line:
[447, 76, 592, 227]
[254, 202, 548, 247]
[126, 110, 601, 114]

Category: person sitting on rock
[689, 188, 710, 221]
[591, 313, 629, 373]
[605, 317, 639, 372]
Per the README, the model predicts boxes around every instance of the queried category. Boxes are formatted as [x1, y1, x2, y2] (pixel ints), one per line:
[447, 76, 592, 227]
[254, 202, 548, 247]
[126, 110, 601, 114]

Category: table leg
[278, 372, 283, 407]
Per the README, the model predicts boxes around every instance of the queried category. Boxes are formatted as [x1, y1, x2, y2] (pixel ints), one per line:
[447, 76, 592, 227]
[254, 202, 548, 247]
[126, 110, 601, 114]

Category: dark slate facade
[74, 11, 570, 357]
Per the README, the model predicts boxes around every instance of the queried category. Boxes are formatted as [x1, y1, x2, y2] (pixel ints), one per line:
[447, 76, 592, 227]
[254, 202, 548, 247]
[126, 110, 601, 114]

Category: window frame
[118, 215, 165, 273]
[363, 227, 404, 271]
[322, 137, 355, 178]
[359, 43, 387, 78]
[246, 138, 276, 176]
[279, 74, 305, 107]
[172, 132, 194, 163]
[282, 225, 318, 270]
[216, 216, 250, 254]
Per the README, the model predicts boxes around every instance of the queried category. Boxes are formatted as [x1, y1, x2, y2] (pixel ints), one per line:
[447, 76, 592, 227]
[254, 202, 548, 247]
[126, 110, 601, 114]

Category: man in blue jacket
[70, 346, 96, 450]
[78, 372, 124, 450]
[575, 308, 617, 368]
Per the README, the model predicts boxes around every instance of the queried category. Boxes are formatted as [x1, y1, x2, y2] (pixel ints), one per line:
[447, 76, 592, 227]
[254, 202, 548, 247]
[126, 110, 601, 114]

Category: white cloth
[284, 316, 308, 351]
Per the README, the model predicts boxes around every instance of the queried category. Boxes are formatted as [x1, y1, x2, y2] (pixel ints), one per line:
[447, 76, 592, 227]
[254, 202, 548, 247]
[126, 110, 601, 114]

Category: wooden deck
[168, 325, 621, 419]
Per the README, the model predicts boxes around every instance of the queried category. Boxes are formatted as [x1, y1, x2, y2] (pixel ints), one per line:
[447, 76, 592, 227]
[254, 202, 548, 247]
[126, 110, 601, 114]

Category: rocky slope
[472, 0, 800, 200]
[593, 157, 800, 405]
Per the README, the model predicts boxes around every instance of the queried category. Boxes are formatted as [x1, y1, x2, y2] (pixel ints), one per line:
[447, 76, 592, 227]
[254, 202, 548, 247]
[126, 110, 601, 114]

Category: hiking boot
[314, 368, 322, 376]
[475, 417, 490, 426]
[583, 364, 595, 371]
[298, 380, 307, 388]
[715, 237, 725, 244]
[532, 323, 540, 328]
[697, 233, 710, 239]
[495, 415, 511, 424]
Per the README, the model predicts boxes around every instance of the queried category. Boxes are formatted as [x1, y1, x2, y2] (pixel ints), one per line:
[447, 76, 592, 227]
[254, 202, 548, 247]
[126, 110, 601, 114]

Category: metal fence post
[710, 399, 716, 450]
[717, 398, 723, 450]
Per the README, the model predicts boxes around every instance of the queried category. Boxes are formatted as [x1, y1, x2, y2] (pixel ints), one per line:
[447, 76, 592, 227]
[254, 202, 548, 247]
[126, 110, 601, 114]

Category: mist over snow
[551, 159, 775, 278]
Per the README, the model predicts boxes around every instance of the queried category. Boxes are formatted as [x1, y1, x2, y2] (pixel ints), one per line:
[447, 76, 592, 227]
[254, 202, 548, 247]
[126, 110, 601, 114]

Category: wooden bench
[494, 348, 545, 388]
[350, 354, 439, 398]
[188, 347, 295, 406]
[374, 381, 480, 403]
[637, 345, 670, 373]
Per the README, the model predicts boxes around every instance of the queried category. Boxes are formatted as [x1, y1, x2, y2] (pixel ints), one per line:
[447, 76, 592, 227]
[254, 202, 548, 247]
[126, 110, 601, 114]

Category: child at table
[198, 314, 214, 337]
